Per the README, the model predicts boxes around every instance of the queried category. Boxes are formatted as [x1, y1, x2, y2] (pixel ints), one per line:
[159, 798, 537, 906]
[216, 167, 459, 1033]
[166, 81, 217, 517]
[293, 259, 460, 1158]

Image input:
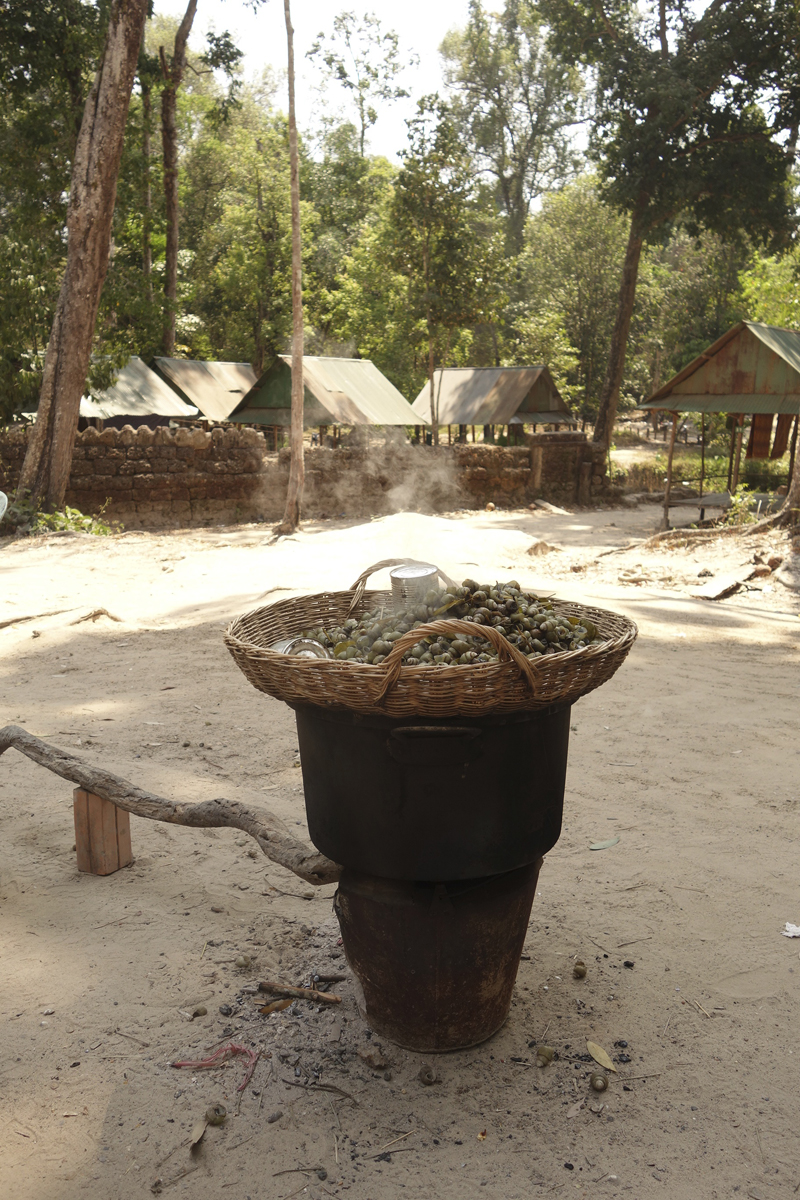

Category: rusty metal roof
[640, 322, 800, 413]
[230, 356, 424, 426]
[153, 358, 257, 421]
[80, 357, 198, 420]
[410, 366, 575, 425]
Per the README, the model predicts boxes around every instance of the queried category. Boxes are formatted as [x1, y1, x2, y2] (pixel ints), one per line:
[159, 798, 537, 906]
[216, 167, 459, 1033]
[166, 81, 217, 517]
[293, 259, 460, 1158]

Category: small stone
[210, 906, 224, 913]
[267, 1111, 283, 1124]
[623, 960, 635, 969]
[191, 1005, 207, 1019]
[218, 1004, 233, 1016]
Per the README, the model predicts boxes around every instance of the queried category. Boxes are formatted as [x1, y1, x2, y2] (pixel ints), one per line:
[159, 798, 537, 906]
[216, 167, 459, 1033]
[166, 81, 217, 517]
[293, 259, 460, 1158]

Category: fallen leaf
[586, 1041, 617, 1073]
[477, 1130, 487, 1140]
[259, 998, 293, 1016]
[189, 1120, 207, 1149]
[590, 837, 620, 851]
[566, 1101, 584, 1118]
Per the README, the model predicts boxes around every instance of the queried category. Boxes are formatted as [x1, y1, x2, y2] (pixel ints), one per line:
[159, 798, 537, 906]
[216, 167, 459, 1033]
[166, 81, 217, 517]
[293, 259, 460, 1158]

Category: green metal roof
[229, 355, 423, 426]
[640, 322, 800, 413]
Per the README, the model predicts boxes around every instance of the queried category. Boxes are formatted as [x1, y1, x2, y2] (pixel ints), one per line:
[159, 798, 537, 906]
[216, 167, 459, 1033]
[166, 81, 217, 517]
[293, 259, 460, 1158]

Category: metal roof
[80, 357, 198, 420]
[640, 322, 800, 414]
[153, 357, 257, 421]
[230, 356, 424, 426]
[410, 366, 575, 425]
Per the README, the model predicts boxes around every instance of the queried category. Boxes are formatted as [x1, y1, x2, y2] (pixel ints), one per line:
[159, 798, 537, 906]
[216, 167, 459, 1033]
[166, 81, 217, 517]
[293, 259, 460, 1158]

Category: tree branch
[0, 726, 340, 886]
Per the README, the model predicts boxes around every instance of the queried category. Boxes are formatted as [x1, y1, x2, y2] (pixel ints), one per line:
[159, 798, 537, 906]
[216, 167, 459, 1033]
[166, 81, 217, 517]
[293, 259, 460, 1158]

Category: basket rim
[224, 590, 638, 681]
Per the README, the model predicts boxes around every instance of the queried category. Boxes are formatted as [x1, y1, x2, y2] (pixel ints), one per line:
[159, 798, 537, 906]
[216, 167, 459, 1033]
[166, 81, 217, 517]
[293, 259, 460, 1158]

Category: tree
[17, 0, 149, 510]
[512, 176, 629, 420]
[301, 120, 394, 353]
[158, 1, 198, 356]
[441, 0, 582, 252]
[187, 117, 318, 372]
[276, 0, 305, 536]
[389, 97, 507, 442]
[307, 11, 416, 158]
[541, 0, 800, 449]
[0, 1, 109, 421]
[157, 5, 243, 354]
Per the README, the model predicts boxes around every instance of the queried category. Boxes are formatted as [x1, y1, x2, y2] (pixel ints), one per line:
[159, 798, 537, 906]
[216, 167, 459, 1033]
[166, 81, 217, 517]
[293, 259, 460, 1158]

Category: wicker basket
[224, 562, 637, 717]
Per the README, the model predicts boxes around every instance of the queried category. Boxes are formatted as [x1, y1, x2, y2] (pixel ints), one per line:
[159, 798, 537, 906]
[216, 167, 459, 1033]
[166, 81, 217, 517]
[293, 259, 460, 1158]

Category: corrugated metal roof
[640, 392, 800, 414]
[80, 357, 198, 420]
[641, 321, 800, 413]
[410, 366, 574, 425]
[153, 357, 256, 421]
[231, 356, 424, 426]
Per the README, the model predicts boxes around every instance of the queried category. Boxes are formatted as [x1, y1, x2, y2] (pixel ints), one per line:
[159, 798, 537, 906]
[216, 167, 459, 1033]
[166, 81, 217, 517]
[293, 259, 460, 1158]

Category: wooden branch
[641, 508, 788, 549]
[0, 725, 340, 886]
[257, 981, 342, 1005]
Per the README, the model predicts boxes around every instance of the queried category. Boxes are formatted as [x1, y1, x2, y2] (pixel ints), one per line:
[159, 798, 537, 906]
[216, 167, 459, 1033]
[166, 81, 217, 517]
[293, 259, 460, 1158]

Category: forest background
[2, 0, 799, 436]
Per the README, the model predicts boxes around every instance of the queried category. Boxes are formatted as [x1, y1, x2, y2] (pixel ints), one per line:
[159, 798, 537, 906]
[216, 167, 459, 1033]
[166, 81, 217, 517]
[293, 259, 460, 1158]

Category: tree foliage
[308, 11, 416, 157]
[441, 0, 582, 251]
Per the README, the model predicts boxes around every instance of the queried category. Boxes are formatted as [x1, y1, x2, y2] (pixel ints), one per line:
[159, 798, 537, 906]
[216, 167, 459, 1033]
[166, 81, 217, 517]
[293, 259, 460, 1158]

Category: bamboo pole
[662, 412, 679, 530]
[700, 414, 705, 498]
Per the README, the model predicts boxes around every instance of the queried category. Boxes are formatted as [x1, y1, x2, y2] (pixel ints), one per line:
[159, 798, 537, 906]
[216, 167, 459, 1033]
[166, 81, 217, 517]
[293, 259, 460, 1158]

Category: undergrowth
[0, 492, 119, 536]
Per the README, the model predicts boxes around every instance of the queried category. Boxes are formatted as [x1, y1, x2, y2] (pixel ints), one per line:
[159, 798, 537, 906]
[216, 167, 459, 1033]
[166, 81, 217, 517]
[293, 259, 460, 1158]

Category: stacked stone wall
[0, 425, 612, 528]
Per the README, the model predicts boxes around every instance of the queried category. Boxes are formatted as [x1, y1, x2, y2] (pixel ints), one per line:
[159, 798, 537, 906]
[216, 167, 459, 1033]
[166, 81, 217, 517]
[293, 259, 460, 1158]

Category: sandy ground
[2, 501, 800, 1200]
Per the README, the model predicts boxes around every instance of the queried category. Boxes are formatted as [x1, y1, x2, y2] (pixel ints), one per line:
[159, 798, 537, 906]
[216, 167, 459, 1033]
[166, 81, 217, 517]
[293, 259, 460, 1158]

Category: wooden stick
[258, 980, 341, 1004]
[662, 412, 679, 531]
[0, 725, 340, 886]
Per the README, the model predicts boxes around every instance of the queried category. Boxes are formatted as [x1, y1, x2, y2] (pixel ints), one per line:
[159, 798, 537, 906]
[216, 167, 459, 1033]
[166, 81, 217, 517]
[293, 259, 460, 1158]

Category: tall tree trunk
[428, 318, 438, 448]
[592, 209, 645, 450]
[275, 0, 305, 535]
[159, 0, 198, 356]
[142, 82, 153, 300]
[17, 0, 149, 510]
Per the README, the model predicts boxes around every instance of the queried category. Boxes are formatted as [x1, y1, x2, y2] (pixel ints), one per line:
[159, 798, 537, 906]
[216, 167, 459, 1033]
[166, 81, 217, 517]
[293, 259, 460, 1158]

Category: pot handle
[372, 618, 542, 705]
[346, 558, 458, 617]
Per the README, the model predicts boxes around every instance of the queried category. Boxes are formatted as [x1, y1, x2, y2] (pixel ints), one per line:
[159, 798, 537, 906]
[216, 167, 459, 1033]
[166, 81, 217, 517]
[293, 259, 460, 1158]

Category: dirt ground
[2, 500, 799, 1200]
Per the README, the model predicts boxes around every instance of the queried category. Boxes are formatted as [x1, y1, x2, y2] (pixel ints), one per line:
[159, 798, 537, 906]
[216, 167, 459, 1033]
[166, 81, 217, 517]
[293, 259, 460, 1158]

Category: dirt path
[1, 504, 799, 1200]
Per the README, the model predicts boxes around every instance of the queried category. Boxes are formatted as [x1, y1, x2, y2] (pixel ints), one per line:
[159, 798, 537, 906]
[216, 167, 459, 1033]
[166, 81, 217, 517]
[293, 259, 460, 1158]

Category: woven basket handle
[372, 618, 541, 705]
[346, 558, 458, 617]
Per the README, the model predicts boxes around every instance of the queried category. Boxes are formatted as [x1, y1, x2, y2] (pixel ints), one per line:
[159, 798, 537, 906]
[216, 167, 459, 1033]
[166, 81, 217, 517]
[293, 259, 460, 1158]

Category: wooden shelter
[152, 357, 257, 423]
[410, 366, 575, 433]
[229, 356, 423, 443]
[639, 322, 800, 526]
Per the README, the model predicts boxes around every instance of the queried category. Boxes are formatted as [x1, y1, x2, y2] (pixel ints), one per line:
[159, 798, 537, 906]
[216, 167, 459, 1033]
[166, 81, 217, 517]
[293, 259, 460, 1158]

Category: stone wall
[0, 425, 610, 528]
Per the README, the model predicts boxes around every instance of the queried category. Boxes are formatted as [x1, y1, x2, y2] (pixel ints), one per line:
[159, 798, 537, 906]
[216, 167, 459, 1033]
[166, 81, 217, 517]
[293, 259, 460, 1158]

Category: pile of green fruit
[303, 579, 602, 666]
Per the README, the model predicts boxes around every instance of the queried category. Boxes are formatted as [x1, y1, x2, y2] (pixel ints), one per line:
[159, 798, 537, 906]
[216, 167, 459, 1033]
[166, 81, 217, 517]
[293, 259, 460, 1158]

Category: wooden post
[700, 414, 705, 497]
[726, 418, 737, 490]
[73, 788, 133, 875]
[662, 412, 679, 530]
[788, 414, 799, 483]
[731, 415, 745, 492]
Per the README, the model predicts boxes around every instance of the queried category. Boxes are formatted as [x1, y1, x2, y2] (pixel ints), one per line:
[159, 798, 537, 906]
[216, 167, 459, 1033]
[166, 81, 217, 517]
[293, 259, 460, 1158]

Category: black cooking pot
[293, 702, 571, 881]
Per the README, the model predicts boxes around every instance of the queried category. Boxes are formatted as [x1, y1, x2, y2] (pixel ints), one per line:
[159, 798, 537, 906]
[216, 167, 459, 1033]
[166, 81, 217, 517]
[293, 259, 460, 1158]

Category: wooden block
[73, 788, 134, 875]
